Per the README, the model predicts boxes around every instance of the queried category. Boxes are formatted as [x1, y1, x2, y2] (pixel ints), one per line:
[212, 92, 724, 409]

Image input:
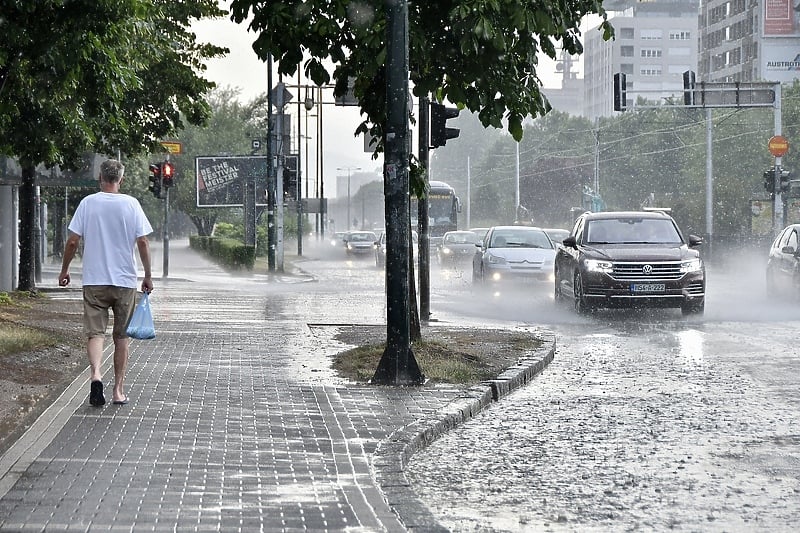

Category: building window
[641, 48, 662, 58]
[620, 27, 634, 39]
[621, 45, 634, 57]
[640, 66, 662, 76]
[621, 63, 634, 75]
[669, 31, 691, 41]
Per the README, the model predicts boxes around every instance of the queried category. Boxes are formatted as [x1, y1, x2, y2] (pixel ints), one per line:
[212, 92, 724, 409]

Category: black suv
[554, 211, 705, 315]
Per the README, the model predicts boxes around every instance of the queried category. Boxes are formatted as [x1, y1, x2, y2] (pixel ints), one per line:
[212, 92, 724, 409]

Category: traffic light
[683, 70, 696, 106]
[161, 161, 175, 188]
[613, 73, 627, 112]
[780, 167, 792, 194]
[430, 102, 460, 148]
[764, 168, 775, 194]
[148, 163, 162, 198]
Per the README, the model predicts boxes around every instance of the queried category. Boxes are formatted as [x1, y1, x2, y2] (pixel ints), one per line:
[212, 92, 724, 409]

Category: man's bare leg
[112, 337, 129, 402]
[87, 335, 105, 406]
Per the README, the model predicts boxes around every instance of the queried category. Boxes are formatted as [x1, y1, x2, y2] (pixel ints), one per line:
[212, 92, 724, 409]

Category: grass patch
[332, 330, 542, 385]
[0, 291, 63, 356]
[0, 324, 59, 357]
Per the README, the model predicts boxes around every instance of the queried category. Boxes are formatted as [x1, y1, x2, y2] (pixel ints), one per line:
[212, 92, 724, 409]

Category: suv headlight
[487, 254, 507, 265]
[680, 258, 703, 273]
[584, 259, 613, 273]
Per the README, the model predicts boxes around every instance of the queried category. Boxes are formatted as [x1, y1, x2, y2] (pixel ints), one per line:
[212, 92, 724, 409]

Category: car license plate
[631, 283, 665, 293]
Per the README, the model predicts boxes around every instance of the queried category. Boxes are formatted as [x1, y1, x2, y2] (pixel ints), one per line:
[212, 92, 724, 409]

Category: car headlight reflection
[680, 258, 703, 273]
[584, 259, 613, 273]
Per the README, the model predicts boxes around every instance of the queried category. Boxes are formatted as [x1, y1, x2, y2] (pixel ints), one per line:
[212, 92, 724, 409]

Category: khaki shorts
[83, 286, 137, 339]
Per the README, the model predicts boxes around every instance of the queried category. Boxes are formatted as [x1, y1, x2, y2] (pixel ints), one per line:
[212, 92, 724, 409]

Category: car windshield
[348, 232, 375, 242]
[444, 232, 478, 244]
[489, 229, 553, 249]
[586, 218, 682, 244]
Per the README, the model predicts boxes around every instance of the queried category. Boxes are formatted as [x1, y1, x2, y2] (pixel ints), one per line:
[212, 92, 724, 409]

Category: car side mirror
[782, 245, 797, 255]
[688, 234, 703, 247]
[563, 236, 577, 248]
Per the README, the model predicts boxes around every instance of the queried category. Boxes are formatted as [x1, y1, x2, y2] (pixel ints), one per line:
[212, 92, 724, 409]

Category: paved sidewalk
[0, 240, 554, 532]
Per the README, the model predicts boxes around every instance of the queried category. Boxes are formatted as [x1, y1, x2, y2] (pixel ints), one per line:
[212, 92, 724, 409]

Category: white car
[472, 226, 556, 285]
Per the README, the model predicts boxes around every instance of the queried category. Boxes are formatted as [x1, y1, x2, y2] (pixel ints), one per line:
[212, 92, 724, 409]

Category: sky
[191, 7, 571, 199]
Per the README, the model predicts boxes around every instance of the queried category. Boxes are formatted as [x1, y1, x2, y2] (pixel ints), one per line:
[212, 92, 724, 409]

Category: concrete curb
[372, 331, 557, 531]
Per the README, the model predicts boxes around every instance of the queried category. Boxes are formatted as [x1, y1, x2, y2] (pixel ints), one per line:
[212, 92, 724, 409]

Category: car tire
[681, 300, 705, 316]
[574, 272, 589, 314]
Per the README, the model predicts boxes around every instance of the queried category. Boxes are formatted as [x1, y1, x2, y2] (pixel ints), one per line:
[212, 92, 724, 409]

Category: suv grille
[611, 261, 683, 281]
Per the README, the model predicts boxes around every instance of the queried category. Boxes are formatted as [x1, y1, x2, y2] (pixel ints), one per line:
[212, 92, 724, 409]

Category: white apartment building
[583, 0, 700, 120]
[699, 0, 800, 83]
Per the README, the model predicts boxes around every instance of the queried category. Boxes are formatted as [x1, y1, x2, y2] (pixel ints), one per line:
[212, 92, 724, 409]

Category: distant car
[375, 230, 418, 268]
[330, 232, 347, 247]
[472, 226, 556, 285]
[766, 223, 800, 297]
[554, 210, 705, 315]
[437, 230, 480, 268]
[343, 231, 377, 256]
[542, 228, 570, 247]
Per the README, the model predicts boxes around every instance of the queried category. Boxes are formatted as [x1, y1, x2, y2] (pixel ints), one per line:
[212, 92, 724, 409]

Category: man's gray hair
[100, 159, 125, 183]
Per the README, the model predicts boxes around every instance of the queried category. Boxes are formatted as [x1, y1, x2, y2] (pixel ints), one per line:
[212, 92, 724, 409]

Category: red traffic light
[161, 162, 175, 187]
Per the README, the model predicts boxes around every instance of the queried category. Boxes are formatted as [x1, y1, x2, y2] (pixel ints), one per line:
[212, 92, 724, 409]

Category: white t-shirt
[68, 192, 153, 288]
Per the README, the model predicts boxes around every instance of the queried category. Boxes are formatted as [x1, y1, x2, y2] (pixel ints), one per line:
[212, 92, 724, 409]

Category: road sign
[769, 135, 789, 157]
[161, 141, 183, 155]
[270, 83, 293, 108]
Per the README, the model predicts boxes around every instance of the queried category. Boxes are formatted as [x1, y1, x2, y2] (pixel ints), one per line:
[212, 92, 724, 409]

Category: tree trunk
[17, 164, 37, 292]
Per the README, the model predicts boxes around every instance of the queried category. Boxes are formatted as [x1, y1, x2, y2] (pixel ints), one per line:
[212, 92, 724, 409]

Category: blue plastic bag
[126, 292, 155, 340]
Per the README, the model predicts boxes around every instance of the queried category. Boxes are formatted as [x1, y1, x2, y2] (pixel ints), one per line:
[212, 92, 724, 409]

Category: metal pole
[419, 95, 430, 321]
[347, 170, 351, 230]
[297, 69, 303, 256]
[705, 108, 713, 257]
[466, 156, 471, 229]
[267, 54, 276, 271]
[775, 83, 783, 232]
[515, 142, 520, 220]
[163, 187, 170, 279]
[276, 77, 285, 272]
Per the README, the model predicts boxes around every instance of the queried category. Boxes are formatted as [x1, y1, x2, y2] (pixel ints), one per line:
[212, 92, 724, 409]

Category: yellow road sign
[161, 141, 183, 155]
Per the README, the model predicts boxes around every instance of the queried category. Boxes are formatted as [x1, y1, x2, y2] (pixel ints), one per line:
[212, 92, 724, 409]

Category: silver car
[472, 226, 556, 285]
[343, 231, 377, 256]
[437, 230, 480, 268]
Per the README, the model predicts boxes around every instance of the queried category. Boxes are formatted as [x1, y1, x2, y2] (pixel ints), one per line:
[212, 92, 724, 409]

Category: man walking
[58, 159, 154, 406]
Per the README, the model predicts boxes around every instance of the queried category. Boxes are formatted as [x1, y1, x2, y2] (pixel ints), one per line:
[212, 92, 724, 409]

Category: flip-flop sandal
[112, 398, 129, 405]
[89, 381, 105, 407]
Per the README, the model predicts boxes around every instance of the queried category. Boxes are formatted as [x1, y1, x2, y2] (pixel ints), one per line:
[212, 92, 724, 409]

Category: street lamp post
[337, 166, 361, 230]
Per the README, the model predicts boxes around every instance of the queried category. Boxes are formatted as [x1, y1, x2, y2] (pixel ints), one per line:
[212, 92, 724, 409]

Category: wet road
[300, 245, 800, 531]
[401, 255, 800, 531]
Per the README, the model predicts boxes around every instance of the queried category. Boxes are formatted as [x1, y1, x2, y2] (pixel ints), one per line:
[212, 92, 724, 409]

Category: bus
[410, 180, 461, 246]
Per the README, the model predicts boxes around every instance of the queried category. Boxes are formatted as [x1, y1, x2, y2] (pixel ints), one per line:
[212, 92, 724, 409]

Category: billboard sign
[195, 156, 268, 207]
[764, 0, 795, 36]
[762, 42, 800, 81]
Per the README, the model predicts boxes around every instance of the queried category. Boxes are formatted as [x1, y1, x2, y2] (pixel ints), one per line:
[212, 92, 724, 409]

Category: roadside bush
[189, 235, 255, 270]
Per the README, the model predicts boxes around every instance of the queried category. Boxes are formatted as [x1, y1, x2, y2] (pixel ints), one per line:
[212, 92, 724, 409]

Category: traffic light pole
[162, 187, 169, 279]
[418, 95, 430, 321]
